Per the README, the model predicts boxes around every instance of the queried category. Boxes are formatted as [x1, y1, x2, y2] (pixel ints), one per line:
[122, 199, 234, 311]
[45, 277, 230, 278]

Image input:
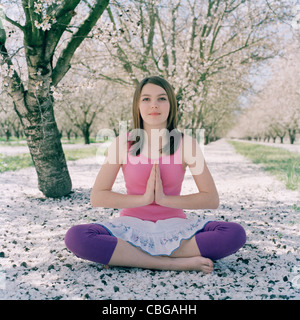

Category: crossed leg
[108, 236, 213, 273]
[65, 221, 246, 274]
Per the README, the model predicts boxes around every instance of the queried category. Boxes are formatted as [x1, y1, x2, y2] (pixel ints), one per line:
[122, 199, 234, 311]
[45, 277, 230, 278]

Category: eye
[142, 97, 150, 101]
[159, 97, 167, 101]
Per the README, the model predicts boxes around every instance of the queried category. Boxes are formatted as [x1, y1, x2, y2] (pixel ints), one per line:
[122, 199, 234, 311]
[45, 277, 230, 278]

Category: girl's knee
[64, 224, 94, 255]
[64, 225, 84, 253]
[64, 224, 117, 264]
[229, 222, 246, 250]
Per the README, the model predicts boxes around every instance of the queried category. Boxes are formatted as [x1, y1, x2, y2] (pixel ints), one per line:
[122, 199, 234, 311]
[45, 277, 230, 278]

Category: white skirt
[98, 216, 210, 256]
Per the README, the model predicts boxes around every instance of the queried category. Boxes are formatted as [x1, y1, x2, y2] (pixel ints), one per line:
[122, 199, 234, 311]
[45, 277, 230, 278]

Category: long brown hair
[129, 76, 182, 156]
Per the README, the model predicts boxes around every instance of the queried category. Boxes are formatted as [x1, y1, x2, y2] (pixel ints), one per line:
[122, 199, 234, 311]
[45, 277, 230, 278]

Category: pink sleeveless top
[120, 138, 186, 222]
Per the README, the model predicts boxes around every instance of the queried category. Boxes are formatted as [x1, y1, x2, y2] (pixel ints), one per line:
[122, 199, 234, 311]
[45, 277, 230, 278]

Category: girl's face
[139, 83, 170, 129]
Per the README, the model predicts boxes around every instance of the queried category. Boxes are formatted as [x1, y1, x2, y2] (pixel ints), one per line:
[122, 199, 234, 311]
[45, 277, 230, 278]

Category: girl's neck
[143, 122, 167, 138]
[142, 125, 169, 158]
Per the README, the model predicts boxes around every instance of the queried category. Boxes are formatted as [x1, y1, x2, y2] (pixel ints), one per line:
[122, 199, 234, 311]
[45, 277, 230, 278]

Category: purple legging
[64, 221, 246, 265]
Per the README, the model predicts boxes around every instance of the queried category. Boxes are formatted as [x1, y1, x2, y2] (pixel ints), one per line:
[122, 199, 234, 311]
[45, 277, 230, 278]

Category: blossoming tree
[0, 0, 109, 197]
[228, 42, 300, 144]
[80, 0, 294, 143]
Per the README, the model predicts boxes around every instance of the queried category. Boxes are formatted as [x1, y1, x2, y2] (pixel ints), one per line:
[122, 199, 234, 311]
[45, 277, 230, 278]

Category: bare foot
[197, 256, 213, 273]
[184, 256, 214, 273]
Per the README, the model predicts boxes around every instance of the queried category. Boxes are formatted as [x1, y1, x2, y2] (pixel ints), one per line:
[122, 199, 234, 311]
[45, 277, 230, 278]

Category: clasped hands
[143, 163, 166, 206]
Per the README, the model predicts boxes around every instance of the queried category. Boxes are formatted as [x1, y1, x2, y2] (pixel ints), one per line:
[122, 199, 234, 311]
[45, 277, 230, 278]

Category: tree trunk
[288, 128, 296, 144]
[5, 127, 11, 141]
[205, 129, 211, 145]
[279, 136, 284, 144]
[66, 130, 72, 141]
[83, 130, 90, 145]
[81, 125, 91, 145]
[21, 97, 72, 198]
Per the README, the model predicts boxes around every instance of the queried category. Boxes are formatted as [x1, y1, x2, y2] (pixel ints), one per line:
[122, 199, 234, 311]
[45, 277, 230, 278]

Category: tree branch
[105, 5, 140, 83]
[96, 72, 133, 86]
[3, 14, 25, 32]
[21, 0, 31, 29]
[74, 60, 133, 86]
[154, 7, 168, 74]
[0, 43, 27, 118]
[54, 0, 80, 21]
[0, 7, 27, 118]
[137, 2, 156, 71]
[23, 0, 44, 46]
[211, 38, 260, 66]
[52, 0, 109, 86]
[44, 1, 81, 62]
[171, 1, 180, 72]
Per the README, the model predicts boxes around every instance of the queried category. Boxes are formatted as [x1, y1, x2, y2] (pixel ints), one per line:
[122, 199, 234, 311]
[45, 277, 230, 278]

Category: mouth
[148, 112, 161, 116]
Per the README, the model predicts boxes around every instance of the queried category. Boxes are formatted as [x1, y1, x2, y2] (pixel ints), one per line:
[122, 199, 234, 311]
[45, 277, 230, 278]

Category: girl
[65, 76, 246, 273]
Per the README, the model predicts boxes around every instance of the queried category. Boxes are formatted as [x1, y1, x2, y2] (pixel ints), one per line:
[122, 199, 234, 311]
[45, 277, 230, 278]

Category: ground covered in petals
[0, 139, 299, 300]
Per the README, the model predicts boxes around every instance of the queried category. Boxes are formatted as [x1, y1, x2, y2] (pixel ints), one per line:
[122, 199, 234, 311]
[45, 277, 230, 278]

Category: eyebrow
[141, 93, 167, 97]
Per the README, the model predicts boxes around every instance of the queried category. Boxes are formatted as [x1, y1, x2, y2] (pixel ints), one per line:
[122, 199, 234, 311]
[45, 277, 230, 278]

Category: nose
[151, 102, 158, 109]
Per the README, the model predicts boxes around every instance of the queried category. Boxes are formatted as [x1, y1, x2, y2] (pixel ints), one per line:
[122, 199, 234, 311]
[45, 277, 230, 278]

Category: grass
[64, 146, 103, 161]
[228, 140, 300, 192]
[0, 145, 106, 173]
[0, 153, 34, 172]
[0, 137, 27, 146]
[0, 137, 101, 145]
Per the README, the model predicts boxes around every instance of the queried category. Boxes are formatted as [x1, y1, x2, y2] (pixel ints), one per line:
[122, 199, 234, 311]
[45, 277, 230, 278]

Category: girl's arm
[90, 136, 155, 208]
[155, 135, 219, 210]
[156, 161, 219, 209]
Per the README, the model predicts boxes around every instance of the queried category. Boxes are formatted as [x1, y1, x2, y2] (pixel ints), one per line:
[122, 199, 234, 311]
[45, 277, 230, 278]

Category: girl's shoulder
[181, 134, 205, 175]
